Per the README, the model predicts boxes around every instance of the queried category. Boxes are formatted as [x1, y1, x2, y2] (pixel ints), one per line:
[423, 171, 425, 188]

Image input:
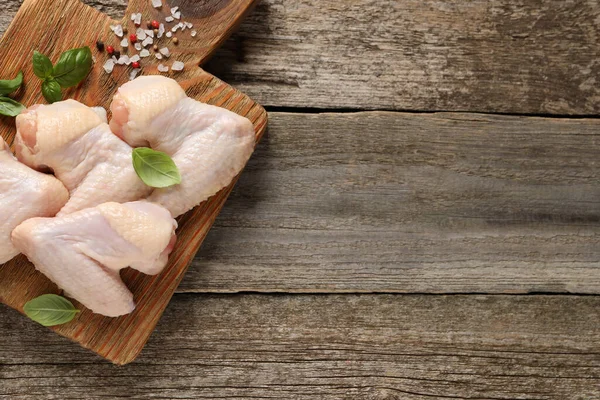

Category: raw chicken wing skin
[15, 100, 152, 216]
[12, 201, 177, 317]
[110, 76, 256, 217]
[0, 137, 68, 263]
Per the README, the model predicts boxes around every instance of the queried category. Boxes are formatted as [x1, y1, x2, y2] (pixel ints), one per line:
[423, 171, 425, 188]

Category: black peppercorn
[113, 50, 121, 59]
[96, 40, 105, 52]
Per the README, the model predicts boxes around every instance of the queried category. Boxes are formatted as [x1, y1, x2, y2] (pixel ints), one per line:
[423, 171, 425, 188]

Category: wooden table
[2, 1, 600, 398]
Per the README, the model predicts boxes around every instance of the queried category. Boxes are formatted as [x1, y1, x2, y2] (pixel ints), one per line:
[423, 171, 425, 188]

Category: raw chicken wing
[110, 76, 256, 217]
[14, 100, 151, 216]
[0, 137, 68, 263]
[12, 201, 177, 317]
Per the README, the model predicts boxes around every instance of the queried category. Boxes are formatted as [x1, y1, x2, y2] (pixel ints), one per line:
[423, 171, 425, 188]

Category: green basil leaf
[32, 51, 53, 79]
[0, 97, 25, 117]
[42, 79, 62, 104]
[23, 294, 80, 327]
[0, 71, 23, 95]
[132, 147, 182, 188]
[52, 46, 93, 88]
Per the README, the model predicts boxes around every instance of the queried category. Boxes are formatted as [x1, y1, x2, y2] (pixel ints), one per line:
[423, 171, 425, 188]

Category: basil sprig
[0, 71, 25, 117]
[23, 294, 80, 327]
[42, 79, 62, 103]
[33, 47, 93, 104]
[0, 71, 23, 95]
[52, 48, 94, 87]
[32, 52, 53, 79]
[132, 147, 182, 188]
[0, 97, 25, 117]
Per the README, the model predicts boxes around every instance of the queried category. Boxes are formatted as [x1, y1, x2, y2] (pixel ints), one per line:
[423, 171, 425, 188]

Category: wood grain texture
[0, 0, 266, 364]
[168, 111, 600, 294]
[1, 6, 599, 400]
[2, 294, 600, 399]
[10, 0, 598, 114]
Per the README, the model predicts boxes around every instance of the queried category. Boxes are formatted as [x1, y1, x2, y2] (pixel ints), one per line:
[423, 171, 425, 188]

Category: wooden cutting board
[0, 0, 266, 364]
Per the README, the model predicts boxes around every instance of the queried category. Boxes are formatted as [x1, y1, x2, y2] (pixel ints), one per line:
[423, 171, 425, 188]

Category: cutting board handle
[120, 0, 257, 65]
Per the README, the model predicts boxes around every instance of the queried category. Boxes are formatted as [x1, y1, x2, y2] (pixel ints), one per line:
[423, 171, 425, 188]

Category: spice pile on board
[100, 0, 196, 79]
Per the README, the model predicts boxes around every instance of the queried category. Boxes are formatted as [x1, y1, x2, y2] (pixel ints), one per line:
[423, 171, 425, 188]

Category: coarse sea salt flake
[172, 61, 184, 71]
[103, 59, 115, 73]
[155, 53, 163, 60]
[117, 55, 130, 65]
[171, 25, 179, 32]
[140, 49, 151, 57]
[145, 29, 154, 38]
[191, 30, 197, 37]
[112, 24, 123, 37]
[152, 0, 162, 8]
[129, 69, 140, 80]
[142, 37, 154, 47]
[173, 11, 181, 19]
[159, 47, 170, 57]
[158, 63, 169, 72]
[120, 38, 129, 47]
[134, 13, 142, 25]
[130, 54, 140, 62]
[136, 28, 147, 40]
[165, 16, 174, 22]
[158, 23, 165, 38]
[170, 6, 179, 14]
[135, 43, 142, 51]
[185, 22, 193, 28]
[166, 32, 172, 38]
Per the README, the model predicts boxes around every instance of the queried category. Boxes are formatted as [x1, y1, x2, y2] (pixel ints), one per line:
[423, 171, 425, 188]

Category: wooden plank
[2, 294, 600, 399]
[170, 111, 600, 294]
[4, 0, 599, 114]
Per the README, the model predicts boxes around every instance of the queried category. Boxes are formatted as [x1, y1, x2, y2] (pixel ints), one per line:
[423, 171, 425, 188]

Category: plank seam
[171, 291, 600, 297]
[265, 106, 600, 119]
